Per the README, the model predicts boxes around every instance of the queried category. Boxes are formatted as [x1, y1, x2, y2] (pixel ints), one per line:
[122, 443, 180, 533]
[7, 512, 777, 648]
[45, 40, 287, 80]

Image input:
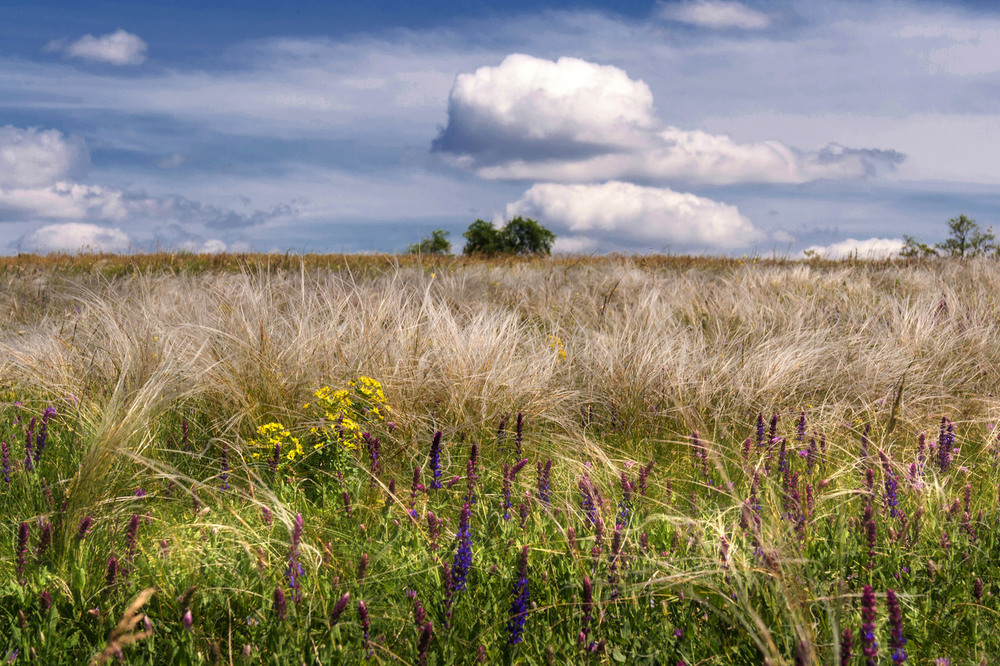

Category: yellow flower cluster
[248, 422, 303, 461]
[306, 376, 390, 454]
[548, 334, 567, 361]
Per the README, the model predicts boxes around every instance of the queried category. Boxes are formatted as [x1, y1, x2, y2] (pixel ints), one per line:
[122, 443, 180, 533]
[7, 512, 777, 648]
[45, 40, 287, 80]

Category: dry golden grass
[0, 253, 995, 457]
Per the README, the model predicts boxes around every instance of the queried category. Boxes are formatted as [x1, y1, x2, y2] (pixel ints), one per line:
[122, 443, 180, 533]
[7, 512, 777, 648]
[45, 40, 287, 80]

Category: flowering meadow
[0, 254, 999, 664]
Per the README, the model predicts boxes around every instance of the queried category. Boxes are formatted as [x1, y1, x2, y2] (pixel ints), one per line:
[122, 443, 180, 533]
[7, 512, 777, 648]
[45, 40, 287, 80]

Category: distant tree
[899, 234, 938, 258]
[501, 216, 556, 256]
[935, 214, 994, 257]
[462, 219, 504, 256]
[408, 229, 451, 255]
[461, 217, 556, 257]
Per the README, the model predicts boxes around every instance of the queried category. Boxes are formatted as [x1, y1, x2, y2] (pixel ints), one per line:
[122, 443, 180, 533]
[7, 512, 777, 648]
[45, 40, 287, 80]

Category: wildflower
[182, 607, 194, 629]
[34, 407, 56, 464]
[417, 621, 433, 666]
[797, 410, 806, 442]
[182, 417, 189, 451]
[617, 471, 632, 526]
[518, 492, 531, 529]
[341, 490, 352, 517]
[77, 515, 93, 540]
[936, 417, 953, 473]
[39, 590, 51, 613]
[273, 586, 286, 621]
[1, 441, 9, 483]
[841, 628, 853, 666]
[742, 436, 752, 463]
[507, 545, 530, 645]
[363, 432, 380, 481]
[497, 415, 507, 452]
[451, 503, 473, 592]
[974, 578, 983, 601]
[917, 432, 926, 471]
[125, 514, 140, 560]
[357, 553, 369, 583]
[466, 446, 479, 505]
[428, 431, 443, 490]
[768, 413, 779, 444]
[23, 417, 35, 472]
[15, 522, 29, 583]
[881, 453, 900, 518]
[515, 412, 524, 457]
[409, 466, 423, 519]
[566, 526, 577, 552]
[887, 588, 907, 662]
[580, 576, 593, 639]
[287, 513, 304, 603]
[638, 460, 654, 498]
[358, 600, 372, 659]
[330, 591, 350, 623]
[105, 554, 119, 588]
[426, 511, 442, 553]
[537, 458, 552, 505]
[35, 518, 52, 561]
[756, 412, 765, 447]
[860, 584, 878, 665]
[261, 506, 273, 525]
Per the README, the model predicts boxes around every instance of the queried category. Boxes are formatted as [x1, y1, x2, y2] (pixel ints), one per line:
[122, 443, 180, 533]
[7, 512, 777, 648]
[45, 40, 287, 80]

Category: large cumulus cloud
[433, 54, 904, 186]
[506, 181, 765, 250]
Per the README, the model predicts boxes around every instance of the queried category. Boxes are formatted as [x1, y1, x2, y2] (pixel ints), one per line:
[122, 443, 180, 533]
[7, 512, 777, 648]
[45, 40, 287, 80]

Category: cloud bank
[49, 30, 148, 66]
[22, 222, 131, 253]
[433, 54, 904, 185]
[802, 237, 905, 259]
[506, 181, 763, 249]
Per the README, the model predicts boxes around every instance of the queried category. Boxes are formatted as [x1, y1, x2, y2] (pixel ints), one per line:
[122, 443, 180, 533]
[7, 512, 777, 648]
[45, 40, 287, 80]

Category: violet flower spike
[507, 545, 530, 645]
[77, 515, 93, 540]
[1, 441, 10, 483]
[358, 600, 372, 659]
[451, 503, 473, 592]
[428, 431, 443, 490]
[515, 412, 524, 457]
[886, 588, 907, 662]
[15, 522, 29, 583]
[860, 584, 878, 665]
[330, 591, 350, 623]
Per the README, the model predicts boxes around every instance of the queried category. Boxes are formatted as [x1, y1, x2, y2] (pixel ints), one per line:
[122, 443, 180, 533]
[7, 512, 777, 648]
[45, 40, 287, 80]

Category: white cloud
[22, 222, 131, 253]
[802, 237, 905, 259]
[181, 238, 228, 254]
[552, 235, 598, 253]
[506, 181, 763, 249]
[434, 54, 903, 185]
[658, 0, 770, 30]
[56, 29, 148, 66]
[0, 126, 89, 189]
[0, 182, 128, 221]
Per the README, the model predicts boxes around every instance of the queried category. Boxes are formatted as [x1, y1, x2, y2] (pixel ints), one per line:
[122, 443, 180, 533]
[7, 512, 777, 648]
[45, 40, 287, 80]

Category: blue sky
[2, 0, 1000, 256]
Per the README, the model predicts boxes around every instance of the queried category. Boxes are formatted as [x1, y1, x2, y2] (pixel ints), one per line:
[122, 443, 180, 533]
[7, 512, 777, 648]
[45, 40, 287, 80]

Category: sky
[2, 0, 1000, 256]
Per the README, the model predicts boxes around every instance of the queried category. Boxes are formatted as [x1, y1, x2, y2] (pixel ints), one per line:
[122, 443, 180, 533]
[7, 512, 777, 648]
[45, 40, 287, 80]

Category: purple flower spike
[886, 588, 907, 662]
[15, 522, 29, 583]
[841, 628, 853, 666]
[860, 584, 878, 665]
[77, 515, 93, 540]
[1, 441, 9, 483]
[451, 503, 473, 592]
[105, 555, 119, 588]
[331, 591, 350, 623]
[273, 586, 286, 621]
[287, 513, 305, 603]
[417, 621, 433, 666]
[428, 431, 443, 490]
[507, 545, 530, 645]
[358, 600, 372, 659]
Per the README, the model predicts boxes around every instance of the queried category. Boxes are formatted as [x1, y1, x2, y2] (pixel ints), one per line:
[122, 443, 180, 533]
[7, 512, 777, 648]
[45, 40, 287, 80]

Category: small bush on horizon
[407, 229, 452, 255]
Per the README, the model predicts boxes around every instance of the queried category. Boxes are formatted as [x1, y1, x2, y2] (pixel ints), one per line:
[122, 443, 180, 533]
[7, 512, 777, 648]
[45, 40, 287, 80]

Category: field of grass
[1, 253, 998, 664]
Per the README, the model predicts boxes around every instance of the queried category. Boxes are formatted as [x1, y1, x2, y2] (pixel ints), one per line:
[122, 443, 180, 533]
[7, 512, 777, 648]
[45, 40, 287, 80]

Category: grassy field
[1, 253, 998, 664]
